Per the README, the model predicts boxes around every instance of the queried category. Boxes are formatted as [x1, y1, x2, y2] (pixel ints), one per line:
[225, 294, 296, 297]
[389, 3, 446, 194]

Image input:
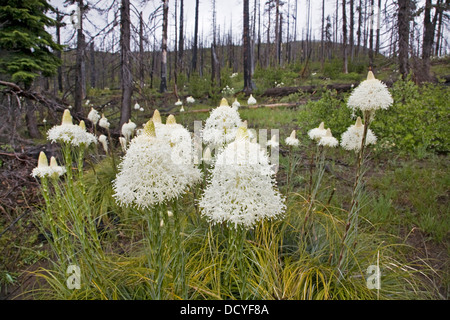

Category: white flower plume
[113, 120, 202, 209]
[347, 71, 393, 113]
[199, 127, 285, 229]
[31, 152, 66, 179]
[340, 117, 377, 152]
[47, 109, 97, 146]
[99, 134, 108, 153]
[247, 94, 257, 105]
[308, 122, 327, 141]
[99, 114, 110, 129]
[121, 120, 137, 142]
[202, 98, 243, 148]
[232, 98, 241, 110]
[318, 128, 339, 147]
[285, 130, 299, 146]
[87, 107, 100, 125]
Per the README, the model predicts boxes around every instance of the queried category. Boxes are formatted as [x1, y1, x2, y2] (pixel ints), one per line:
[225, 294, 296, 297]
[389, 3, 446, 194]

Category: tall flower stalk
[337, 71, 393, 274]
[199, 126, 285, 298]
[113, 117, 201, 298]
[302, 128, 338, 236]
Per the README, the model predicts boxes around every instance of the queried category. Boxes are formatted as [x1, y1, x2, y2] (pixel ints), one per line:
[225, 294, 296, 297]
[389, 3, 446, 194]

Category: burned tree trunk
[243, 0, 253, 94]
[120, 0, 133, 127]
[160, 0, 169, 93]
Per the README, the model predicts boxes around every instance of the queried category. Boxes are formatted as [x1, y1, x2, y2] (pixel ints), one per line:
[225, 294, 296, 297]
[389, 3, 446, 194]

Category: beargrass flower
[99, 134, 108, 153]
[247, 94, 257, 105]
[180, 106, 185, 112]
[31, 152, 66, 178]
[267, 134, 279, 148]
[232, 98, 240, 110]
[175, 99, 183, 106]
[285, 130, 299, 146]
[308, 122, 327, 141]
[112, 120, 202, 209]
[134, 103, 140, 110]
[121, 120, 137, 142]
[202, 146, 212, 164]
[186, 96, 195, 103]
[47, 109, 97, 147]
[99, 114, 110, 129]
[347, 71, 393, 113]
[87, 107, 101, 125]
[340, 117, 377, 152]
[318, 128, 339, 147]
[202, 98, 243, 148]
[199, 127, 285, 229]
[49, 156, 66, 178]
[119, 137, 127, 152]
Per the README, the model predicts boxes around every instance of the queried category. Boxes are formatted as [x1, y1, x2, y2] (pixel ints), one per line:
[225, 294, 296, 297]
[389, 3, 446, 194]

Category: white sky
[48, 0, 447, 55]
[49, 0, 346, 49]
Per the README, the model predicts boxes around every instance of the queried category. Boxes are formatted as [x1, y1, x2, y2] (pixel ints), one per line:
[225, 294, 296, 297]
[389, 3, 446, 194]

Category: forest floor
[0, 113, 448, 300]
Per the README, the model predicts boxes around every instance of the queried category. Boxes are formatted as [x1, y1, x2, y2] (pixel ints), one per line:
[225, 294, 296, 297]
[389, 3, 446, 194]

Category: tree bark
[178, 0, 184, 73]
[120, 0, 133, 127]
[369, 0, 374, 68]
[160, 0, 169, 93]
[397, 0, 411, 79]
[56, 9, 63, 93]
[90, 41, 96, 89]
[350, 0, 354, 60]
[191, 0, 200, 73]
[74, 0, 86, 116]
[243, 0, 253, 94]
[25, 98, 41, 139]
[342, 0, 348, 74]
[422, 0, 441, 81]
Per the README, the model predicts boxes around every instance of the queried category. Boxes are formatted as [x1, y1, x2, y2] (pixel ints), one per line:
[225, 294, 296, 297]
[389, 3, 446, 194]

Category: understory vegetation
[0, 59, 449, 301]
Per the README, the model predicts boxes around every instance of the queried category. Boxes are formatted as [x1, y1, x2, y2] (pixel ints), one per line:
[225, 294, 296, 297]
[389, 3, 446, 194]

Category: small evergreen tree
[0, 0, 62, 137]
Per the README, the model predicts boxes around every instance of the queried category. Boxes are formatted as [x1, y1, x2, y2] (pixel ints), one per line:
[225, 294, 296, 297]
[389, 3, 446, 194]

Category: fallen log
[0, 80, 69, 115]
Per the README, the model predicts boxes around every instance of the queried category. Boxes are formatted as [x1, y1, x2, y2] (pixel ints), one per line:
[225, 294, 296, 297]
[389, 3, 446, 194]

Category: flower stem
[337, 110, 372, 274]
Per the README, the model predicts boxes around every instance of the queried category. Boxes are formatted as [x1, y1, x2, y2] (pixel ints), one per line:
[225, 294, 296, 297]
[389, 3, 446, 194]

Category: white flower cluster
[340, 117, 377, 152]
[307, 122, 327, 141]
[87, 107, 100, 125]
[153, 112, 195, 165]
[113, 119, 202, 209]
[247, 94, 257, 105]
[318, 128, 339, 148]
[285, 130, 299, 146]
[99, 114, 110, 129]
[186, 96, 195, 103]
[47, 109, 97, 147]
[202, 98, 243, 148]
[232, 98, 240, 110]
[221, 85, 235, 97]
[121, 120, 137, 142]
[31, 151, 66, 179]
[199, 127, 285, 229]
[347, 71, 393, 113]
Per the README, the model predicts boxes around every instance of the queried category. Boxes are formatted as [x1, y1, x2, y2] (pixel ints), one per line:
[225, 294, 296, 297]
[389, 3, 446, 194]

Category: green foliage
[371, 79, 450, 155]
[186, 73, 212, 99]
[253, 66, 298, 93]
[0, 0, 62, 86]
[369, 157, 450, 243]
[299, 90, 353, 138]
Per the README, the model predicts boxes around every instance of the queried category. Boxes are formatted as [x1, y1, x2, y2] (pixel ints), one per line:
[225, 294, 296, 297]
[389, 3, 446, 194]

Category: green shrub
[372, 79, 450, 155]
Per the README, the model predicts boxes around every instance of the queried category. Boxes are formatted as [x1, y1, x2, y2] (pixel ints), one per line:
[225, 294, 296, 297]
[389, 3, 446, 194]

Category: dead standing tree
[119, 0, 133, 127]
